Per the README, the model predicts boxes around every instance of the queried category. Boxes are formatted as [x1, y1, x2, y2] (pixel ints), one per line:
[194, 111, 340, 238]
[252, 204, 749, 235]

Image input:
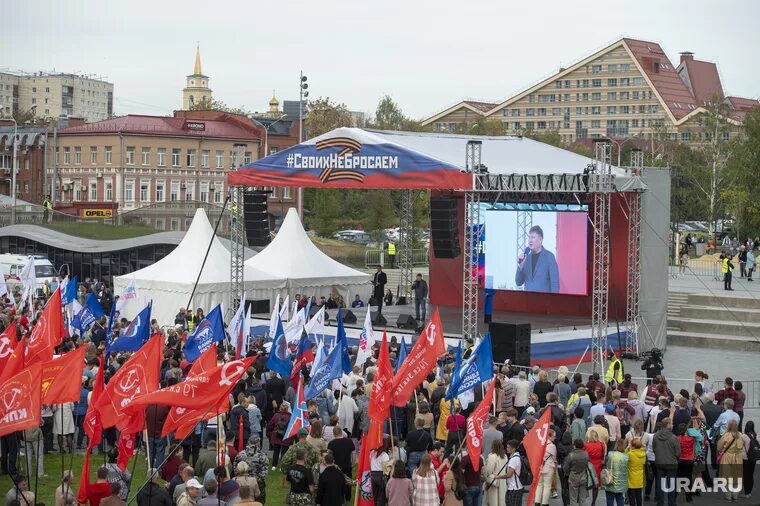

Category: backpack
[748, 436, 760, 462]
[615, 401, 631, 427]
[274, 417, 288, 438]
[518, 453, 533, 486]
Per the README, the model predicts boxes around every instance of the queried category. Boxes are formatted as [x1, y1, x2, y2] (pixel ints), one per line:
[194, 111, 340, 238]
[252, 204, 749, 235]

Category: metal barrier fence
[669, 256, 721, 280]
[365, 248, 429, 268]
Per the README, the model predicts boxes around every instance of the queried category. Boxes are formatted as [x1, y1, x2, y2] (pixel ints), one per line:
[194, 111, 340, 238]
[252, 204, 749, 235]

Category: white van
[0, 254, 57, 292]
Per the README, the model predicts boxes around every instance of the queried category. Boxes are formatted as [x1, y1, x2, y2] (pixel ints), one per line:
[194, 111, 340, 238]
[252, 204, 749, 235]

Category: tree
[368, 95, 431, 132]
[723, 107, 760, 237]
[469, 118, 507, 136]
[362, 191, 397, 241]
[304, 97, 354, 138]
[307, 189, 343, 237]
[189, 98, 251, 116]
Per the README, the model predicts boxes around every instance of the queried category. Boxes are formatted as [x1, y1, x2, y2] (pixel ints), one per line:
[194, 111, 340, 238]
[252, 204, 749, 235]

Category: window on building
[608, 78, 617, 87]
[125, 180, 134, 201]
[621, 106, 629, 114]
[620, 92, 629, 100]
[74, 183, 82, 201]
[270, 187, 278, 199]
[105, 181, 112, 201]
[552, 108, 560, 116]
[576, 107, 583, 115]
[592, 79, 601, 88]
[170, 181, 179, 201]
[526, 108, 535, 116]
[214, 186, 222, 203]
[74, 147, 81, 165]
[621, 64, 630, 72]
[620, 78, 630, 86]
[528, 95, 536, 103]
[607, 106, 617, 114]
[563, 94, 570, 102]
[200, 181, 209, 202]
[591, 107, 601, 115]
[105, 146, 112, 164]
[591, 65, 602, 73]
[141, 147, 150, 166]
[591, 120, 601, 128]
[90, 183, 97, 201]
[638, 105, 646, 114]
[156, 181, 164, 202]
[564, 80, 571, 88]
[172, 148, 180, 167]
[631, 119, 639, 128]
[582, 79, 589, 88]
[581, 93, 588, 101]
[555, 81, 562, 89]
[632, 77, 644, 86]
[592, 93, 601, 101]
[186, 149, 196, 167]
[681, 132, 691, 142]
[63, 147, 70, 164]
[126, 147, 135, 165]
[511, 109, 520, 117]
[270, 147, 279, 155]
[215, 150, 223, 168]
[170, 218, 179, 231]
[244, 151, 252, 164]
[526, 121, 534, 129]
[723, 131, 730, 141]
[157, 148, 166, 166]
[537, 121, 546, 129]
[201, 150, 210, 168]
[513, 121, 521, 130]
[537, 108, 546, 116]
[90, 147, 97, 164]
[185, 182, 194, 200]
[607, 92, 617, 101]
[283, 187, 291, 199]
[648, 105, 658, 113]
[139, 181, 148, 202]
[608, 64, 618, 73]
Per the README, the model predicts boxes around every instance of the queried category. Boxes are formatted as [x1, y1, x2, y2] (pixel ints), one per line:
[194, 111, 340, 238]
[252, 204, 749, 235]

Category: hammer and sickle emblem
[219, 361, 244, 386]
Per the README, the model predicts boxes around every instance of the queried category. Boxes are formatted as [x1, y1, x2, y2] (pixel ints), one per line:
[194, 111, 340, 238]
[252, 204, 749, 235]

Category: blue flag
[266, 316, 293, 378]
[304, 343, 343, 400]
[74, 293, 105, 332]
[335, 310, 352, 375]
[105, 293, 117, 343]
[394, 336, 411, 373]
[108, 302, 152, 352]
[62, 275, 78, 306]
[446, 334, 494, 400]
[183, 304, 226, 362]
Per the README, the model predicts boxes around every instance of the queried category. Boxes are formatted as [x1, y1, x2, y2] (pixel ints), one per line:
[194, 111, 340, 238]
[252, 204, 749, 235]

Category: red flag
[290, 334, 314, 390]
[172, 395, 229, 440]
[94, 333, 163, 432]
[125, 356, 255, 413]
[368, 331, 393, 422]
[0, 334, 25, 385]
[117, 432, 135, 470]
[356, 434, 375, 506]
[0, 362, 42, 437]
[41, 346, 86, 404]
[0, 324, 18, 372]
[391, 309, 445, 407]
[523, 407, 552, 505]
[161, 344, 218, 438]
[465, 376, 497, 473]
[365, 418, 384, 451]
[25, 288, 63, 365]
[83, 357, 105, 448]
[76, 450, 91, 504]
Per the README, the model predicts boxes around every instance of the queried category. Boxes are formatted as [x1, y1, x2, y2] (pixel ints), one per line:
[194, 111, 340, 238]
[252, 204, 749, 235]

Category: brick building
[0, 126, 48, 204]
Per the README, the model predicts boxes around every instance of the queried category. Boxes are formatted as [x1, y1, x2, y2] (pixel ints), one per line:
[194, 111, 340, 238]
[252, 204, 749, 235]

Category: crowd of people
[1, 280, 759, 506]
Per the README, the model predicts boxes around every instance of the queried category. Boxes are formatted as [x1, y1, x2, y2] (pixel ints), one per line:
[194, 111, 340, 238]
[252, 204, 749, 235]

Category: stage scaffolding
[462, 141, 482, 340]
[624, 149, 645, 355]
[397, 190, 415, 304]
[229, 145, 247, 318]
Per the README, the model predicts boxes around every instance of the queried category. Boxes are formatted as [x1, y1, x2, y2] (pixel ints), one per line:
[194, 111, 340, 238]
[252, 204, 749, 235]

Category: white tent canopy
[245, 208, 370, 302]
[114, 208, 285, 325]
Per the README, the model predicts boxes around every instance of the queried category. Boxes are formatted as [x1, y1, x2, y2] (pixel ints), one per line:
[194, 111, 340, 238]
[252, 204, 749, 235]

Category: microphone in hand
[518, 247, 530, 266]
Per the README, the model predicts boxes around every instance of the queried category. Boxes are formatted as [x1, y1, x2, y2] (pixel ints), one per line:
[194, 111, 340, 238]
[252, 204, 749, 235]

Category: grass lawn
[311, 236, 367, 268]
[0, 451, 352, 505]
[41, 222, 160, 240]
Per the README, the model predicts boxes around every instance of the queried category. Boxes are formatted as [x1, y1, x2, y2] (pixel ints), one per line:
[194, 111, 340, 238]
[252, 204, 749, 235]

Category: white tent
[113, 208, 285, 325]
[245, 208, 370, 302]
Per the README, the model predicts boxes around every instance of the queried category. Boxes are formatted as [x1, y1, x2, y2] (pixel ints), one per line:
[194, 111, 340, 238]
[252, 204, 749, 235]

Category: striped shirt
[412, 471, 439, 506]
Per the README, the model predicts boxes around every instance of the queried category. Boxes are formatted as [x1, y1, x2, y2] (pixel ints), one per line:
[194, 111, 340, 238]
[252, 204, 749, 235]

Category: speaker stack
[396, 314, 417, 329]
[489, 321, 531, 365]
[338, 309, 357, 324]
[371, 312, 387, 326]
[430, 196, 461, 259]
[243, 190, 271, 247]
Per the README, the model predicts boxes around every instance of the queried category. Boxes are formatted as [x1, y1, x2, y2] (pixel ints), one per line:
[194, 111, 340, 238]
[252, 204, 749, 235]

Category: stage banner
[227, 127, 471, 190]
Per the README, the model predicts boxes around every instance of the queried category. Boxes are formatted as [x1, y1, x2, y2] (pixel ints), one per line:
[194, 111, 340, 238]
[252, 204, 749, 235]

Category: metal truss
[475, 173, 588, 193]
[462, 141, 482, 340]
[397, 189, 415, 304]
[590, 142, 613, 373]
[624, 150, 644, 355]
[229, 186, 245, 319]
[516, 211, 533, 260]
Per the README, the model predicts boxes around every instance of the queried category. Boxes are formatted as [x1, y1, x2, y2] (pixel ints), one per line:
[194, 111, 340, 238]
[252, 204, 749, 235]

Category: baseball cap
[186, 478, 203, 489]
[526, 406, 536, 415]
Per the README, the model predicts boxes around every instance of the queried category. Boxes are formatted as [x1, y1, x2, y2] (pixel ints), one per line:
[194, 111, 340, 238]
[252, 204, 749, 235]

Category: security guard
[604, 350, 624, 387]
[43, 195, 53, 222]
[387, 241, 396, 268]
[722, 254, 734, 291]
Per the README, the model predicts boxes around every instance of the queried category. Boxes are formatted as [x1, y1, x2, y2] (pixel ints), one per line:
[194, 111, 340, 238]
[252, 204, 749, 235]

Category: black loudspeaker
[245, 299, 270, 315]
[396, 314, 417, 329]
[309, 305, 329, 321]
[489, 321, 531, 365]
[371, 312, 387, 326]
[243, 191, 271, 247]
[430, 196, 460, 258]
[338, 309, 357, 324]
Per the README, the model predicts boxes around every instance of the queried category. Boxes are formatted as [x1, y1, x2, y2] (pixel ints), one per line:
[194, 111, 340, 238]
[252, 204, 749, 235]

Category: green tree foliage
[189, 98, 251, 116]
[520, 128, 562, 147]
[304, 97, 354, 138]
[469, 118, 506, 136]
[723, 107, 760, 237]
[368, 95, 430, 132]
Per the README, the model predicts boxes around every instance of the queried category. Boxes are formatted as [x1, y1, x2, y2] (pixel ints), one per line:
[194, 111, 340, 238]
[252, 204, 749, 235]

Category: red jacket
[87, 482, 111, 506]
[677, 434, 696, 461]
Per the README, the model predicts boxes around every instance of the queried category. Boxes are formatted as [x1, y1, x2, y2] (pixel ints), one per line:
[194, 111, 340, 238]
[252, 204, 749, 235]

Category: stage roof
[228, 127, 643, 191]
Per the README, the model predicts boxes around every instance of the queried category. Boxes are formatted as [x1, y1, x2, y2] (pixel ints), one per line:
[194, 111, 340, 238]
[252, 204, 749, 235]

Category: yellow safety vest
[605, 358, 624, 384]
[388, 242, 396, 255]
[721, 258, 729, 274]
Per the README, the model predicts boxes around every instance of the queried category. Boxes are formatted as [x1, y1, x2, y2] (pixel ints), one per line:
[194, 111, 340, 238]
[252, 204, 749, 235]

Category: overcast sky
[4, 1, 758, 121]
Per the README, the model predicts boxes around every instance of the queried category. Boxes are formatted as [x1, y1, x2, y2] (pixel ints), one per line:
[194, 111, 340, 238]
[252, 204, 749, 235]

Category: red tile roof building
[422, 37, 758, 145]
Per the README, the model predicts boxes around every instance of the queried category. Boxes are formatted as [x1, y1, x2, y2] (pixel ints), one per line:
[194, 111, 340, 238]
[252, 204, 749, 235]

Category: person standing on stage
[515, 225, 560, 293]
[372, 265, 388, 315]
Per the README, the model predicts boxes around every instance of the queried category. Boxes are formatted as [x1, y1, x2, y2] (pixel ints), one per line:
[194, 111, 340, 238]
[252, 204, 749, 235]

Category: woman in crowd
[717, 419, 745, 502]
[412, 454, 440, 506]
[553, 373, 572, 408]
[370, 438, 392, 506]
[416, 402, 435, 438]
[306, 420, 327, 453]
[534, 429, 557, 506]
[234, 461, 261, 500]
[675, 422, 699, 503]
[735, 381, 746, 430]
[625, 437, 646, 506]
[483, 440, 507, 506]
[246, 396, 263, 443]
[52, 402, 75, 454]
[267, 401, 292, 468]
[603, 440, 629, 506]
[442, 457, 464, 506]
[743, 421, 757, 500]
[385, 460, 412, 506]
[444, 405, 465, 456]
[585, 428, 607, 506]
[533, 370, 553, 408]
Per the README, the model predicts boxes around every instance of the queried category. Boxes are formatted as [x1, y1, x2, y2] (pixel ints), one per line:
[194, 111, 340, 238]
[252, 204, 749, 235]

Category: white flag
[304, 306, 325, 335]
[243, 305, 251, 355]
[20, 256, 36, 308]
[0, 272, 8, 299]
[116, 278, 139, 313]
[284, 307, 305, 343]
[312, 336, 326, 370]
[279, 295, 289, 322]
[269, 295, 280, 339]
[227, 292, 247, 355]
[355, 307, 375, 367]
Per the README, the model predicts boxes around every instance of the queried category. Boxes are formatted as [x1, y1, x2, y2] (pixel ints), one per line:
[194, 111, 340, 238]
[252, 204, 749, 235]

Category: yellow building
[182, 45, 213, 110]
[422, 38, 757, 144]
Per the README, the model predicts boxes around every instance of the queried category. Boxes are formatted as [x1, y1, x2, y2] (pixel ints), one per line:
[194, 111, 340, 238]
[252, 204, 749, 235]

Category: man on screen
[515, 225, 560, 293]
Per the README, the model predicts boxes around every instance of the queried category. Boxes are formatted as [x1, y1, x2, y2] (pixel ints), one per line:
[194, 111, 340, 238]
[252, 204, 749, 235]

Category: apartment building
[0, 70, 113, 122]
[422, 38, 758, 144]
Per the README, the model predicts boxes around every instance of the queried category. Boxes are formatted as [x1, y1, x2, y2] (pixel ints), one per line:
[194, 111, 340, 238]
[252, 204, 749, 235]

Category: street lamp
[0, 117, 18, 224]
[249, 114, 287, 157]
[603, 134, 623, 167]
[298, 71, 309, 219]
